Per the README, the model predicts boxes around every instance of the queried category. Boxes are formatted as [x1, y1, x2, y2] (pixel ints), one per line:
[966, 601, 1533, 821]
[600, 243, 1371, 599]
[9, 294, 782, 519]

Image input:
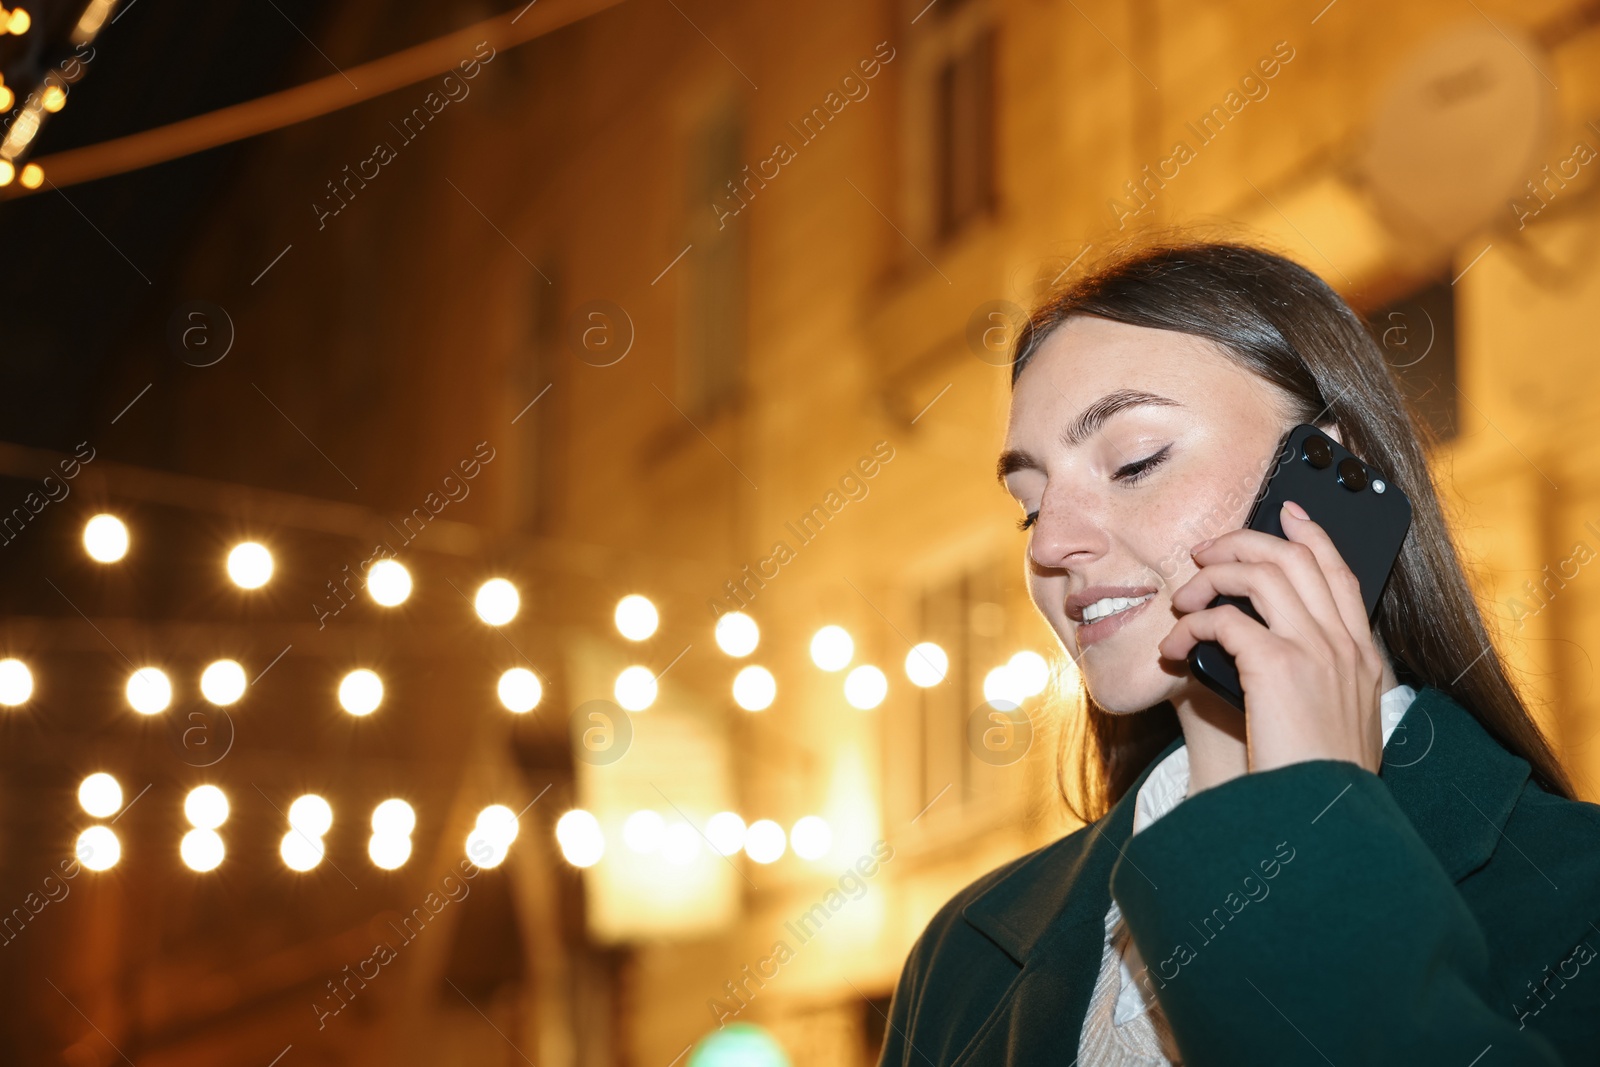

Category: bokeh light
[555, 809, 604, 868]
[288, 794, 334, 837]
[338, 669, 383, 716]
[984, 664, 1025, 710]
[180, 828, 225, 872]
[371, 798, 416, 836]
[614, 665, 657, 711]
[366, 558, 412, 606]
[844, 664, 888, 710]
[77, 772, 121, 818]
[200, 659, 247, 706]
[790, 815, 833, 861]
[0, 658, 33, 706]
[183, 785, 229, 830]
[280, 830, 325, 872]
[705, 811, 746, 856]
[125, 667, 172, 715]
[810, 625, 854, 671]
[475, 803, 520, 846]
[497, 667, 543, 713]
[83, 514, 128, 563]
[474, 578, 519, 625]
[744, 819, 786, 864]
[76, 826, 120, 871]
[1008, 650, 1051, 697]
[714, 611, 759, 657]
[369, 833, 412, 870]
[662, 821, 700, 866]
[226, 542, 273, 589]
[615, 594, 659, 640]
[623, 809, 664, 854]
[905, 642, 949, 687]
[732, 665, 776, 711]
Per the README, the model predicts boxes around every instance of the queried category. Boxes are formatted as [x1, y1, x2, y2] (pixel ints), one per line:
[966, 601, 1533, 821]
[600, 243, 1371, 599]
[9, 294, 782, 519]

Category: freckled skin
[1001, 315, 1297, 714]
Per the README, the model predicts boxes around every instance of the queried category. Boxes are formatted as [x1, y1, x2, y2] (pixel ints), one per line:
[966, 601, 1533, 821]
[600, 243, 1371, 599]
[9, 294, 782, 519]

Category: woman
[878, 241, 1600, 1066]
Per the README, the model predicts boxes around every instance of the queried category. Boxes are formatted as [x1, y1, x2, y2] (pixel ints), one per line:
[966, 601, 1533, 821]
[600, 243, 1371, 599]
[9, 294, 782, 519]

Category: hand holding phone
[1180, 424, 1412, 712]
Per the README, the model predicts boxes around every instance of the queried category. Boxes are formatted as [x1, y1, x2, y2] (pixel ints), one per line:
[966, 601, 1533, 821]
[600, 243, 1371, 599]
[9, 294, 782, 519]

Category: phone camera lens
[1337, 457, 1368, 492]
[1302, 435, 1332, 469]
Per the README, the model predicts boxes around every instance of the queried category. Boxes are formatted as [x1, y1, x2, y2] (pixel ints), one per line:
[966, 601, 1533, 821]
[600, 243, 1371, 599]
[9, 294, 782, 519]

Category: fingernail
[1282, 500, 1309, 521]
[1191, 537, 1213, 553]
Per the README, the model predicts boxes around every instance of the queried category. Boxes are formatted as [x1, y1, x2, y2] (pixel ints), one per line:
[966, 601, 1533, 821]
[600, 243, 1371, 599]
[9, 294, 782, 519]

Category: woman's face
[999, 314, 1302, 713]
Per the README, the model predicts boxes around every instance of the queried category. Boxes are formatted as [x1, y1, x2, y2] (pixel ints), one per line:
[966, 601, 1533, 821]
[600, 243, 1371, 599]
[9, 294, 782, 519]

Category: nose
[1027, 487, 1108, 571]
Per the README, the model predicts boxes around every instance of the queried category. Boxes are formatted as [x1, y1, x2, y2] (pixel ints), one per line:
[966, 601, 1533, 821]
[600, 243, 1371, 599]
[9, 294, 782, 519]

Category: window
[678, 95, 747, 419]
[906, 0, 999, 247]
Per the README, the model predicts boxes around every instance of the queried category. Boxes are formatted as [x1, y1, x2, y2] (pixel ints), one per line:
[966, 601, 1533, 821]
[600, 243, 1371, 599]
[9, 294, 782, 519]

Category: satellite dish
[1360, 20, 1555, 260]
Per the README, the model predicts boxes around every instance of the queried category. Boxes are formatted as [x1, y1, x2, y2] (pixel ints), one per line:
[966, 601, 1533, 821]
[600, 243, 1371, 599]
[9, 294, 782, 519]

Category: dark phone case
[1187, 424, 1413, 711]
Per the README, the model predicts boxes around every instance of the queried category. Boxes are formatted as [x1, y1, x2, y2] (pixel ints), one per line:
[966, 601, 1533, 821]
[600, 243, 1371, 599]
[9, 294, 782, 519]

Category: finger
[1160, 602, 1276, 662]
[1193, 522, 1347, 647]
[1277, 500, 1373, 645]
[1169, 560, 1332, 654]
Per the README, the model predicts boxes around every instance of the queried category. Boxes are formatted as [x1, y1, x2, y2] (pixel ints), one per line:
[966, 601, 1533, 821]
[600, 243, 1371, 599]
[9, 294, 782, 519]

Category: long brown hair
[1010, 238, 1576, 822]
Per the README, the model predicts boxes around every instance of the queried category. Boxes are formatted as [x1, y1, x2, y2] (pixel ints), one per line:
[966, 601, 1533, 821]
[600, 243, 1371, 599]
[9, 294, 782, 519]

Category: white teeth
[1082, 593, 1154, 623]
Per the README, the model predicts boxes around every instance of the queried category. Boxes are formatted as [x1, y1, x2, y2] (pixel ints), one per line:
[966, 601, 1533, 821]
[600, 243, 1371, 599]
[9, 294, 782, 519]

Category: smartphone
[1187, 423, 1413, 711]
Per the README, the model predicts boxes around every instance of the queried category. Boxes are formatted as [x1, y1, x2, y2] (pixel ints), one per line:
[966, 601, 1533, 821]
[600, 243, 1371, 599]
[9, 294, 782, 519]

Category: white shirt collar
[1111, 683, 1418, 1026]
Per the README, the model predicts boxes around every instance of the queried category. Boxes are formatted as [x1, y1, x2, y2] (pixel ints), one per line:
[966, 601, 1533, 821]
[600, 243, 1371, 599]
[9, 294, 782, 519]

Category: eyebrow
[995, 388, 1183, 484]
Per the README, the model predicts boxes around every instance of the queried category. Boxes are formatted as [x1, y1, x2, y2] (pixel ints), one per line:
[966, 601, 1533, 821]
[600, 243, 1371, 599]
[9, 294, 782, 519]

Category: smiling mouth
[1072, 592, 1158, 649]
[1081, 592, 1156, 623]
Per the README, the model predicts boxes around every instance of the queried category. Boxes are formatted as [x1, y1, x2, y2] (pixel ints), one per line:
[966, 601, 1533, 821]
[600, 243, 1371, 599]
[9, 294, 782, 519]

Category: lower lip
[1075, 597, 1155, 648]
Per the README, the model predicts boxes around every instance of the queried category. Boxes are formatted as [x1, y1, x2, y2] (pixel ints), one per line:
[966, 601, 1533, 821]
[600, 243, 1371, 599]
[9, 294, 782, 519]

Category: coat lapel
[950, 685, 1535, 1064]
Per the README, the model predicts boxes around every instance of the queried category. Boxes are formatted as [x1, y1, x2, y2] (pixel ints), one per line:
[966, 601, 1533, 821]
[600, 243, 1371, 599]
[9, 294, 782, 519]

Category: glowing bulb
[905, 642, 949, 687]
[614, 665, 657, 711]
[714, 611, 759, 656]
[369, 833, 411, 869]
[465, 826, 508, 868]
[75, 826, 120, 871]
[732, 665, 776, 711]
[474, 578, 519, 625]
[844, 664, 888, 710]
[77, 772, 121, 818]
[0, 158, 12, 184]
[614, 594, 658, 640]
[200, 659, 246, 705]
[125, 667, 171, 715]
[180, 828, 224, 871]
[744, 819, 786, 864]
[1008, 650, 1050, 696]
[8, 8, 30, 34]
[497, 667, 542, 713]
[790, 815, 833, 861]
[227, 542, 273, 589]
[984, 665, 1024, 710]
[280, 830, 324, 871]
[183, 785, 229, 830]
[83, 514, 128, 562]
[662, 821, 699, 866]
[366, 559, 411, 606]
[475, 803, 519, 846]
[0, 657, 32, 705]
[623, 809, 664, 853]
[40, 85, 64, 112]
[705, 811, 746, 856]
[810, 625, 854, 671]
[338, 669, 382, 716]
[288, 794, 333, 837]
[371, 798, 416, 836]
[555, 809, 604, 868]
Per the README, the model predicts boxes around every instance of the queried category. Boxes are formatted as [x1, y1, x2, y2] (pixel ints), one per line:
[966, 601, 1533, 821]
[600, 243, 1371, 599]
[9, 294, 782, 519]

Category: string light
[905, 642, 949, 687]
[126, 667, 172, 715]
[280, 829, 325, 872]
[554, 809, 603, 868]
[183, 785, 229, 830]
[790, 815, 833, 861]
[983, 665, 1024, 710]
[496, 667, 542, 713]
[613, 665, 657, 711]
[338, 669, 383, 716]
[18, 161, 42, 189]
[40, 85, 64, 112]
[623, 809, 664, 854]
[369, 798, 415, 870]
[83, 513, 129, 562]
[744, 819, 786, 864]
[283, 794, 332, 871]
[5, 7, 30, 35]
[844, 664, 888, 710]
[704, 811, 746, 856]
[0, 657, 32, 705]
[661, 821, 699, 866]
[0, 158, 11, 184]
[810, 625, 854, 671]
[200, 659, 247, 705]
[75, 826, 120, 871]
[466, 803, 519, 868]
[180, 828, 224, 872]
[614, 594, 658, 641]
[77, 773, 121, 818]
[474, 578, 519, 625]
[732, 665, 775, 711]
[714, 611, 759, 657]
[1008, 650, 1050, 696]
[366, 558, 411, 606]
[227, 542, 273, 588]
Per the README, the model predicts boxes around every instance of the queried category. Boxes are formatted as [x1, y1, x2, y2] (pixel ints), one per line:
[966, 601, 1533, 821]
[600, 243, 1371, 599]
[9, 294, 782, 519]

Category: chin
[1071, 623, 1189, 713]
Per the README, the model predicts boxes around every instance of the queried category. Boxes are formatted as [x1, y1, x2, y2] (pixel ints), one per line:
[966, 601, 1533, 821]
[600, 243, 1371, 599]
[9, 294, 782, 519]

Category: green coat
[878, 685, 1600, 1065]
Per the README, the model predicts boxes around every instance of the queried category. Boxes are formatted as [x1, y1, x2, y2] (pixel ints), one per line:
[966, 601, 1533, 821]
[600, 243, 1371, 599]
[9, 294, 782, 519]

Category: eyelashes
[1015, 444, 1173, 532]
